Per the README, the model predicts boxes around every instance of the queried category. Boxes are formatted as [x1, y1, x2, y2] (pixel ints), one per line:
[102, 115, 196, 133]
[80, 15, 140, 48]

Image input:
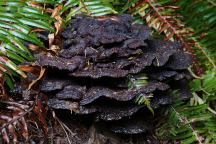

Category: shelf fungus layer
[34, 14, 193, 135]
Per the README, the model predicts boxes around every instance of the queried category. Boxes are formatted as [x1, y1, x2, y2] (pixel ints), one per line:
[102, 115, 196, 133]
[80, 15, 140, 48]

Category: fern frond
[128, 0, 185, 40]
[64, 0, 117, 22]
[0, 98, 48, 143]
[81, 0, 117, 16]
[0, 0, 58, 88]
[135, 93, 154, 114]
[128, 74, 154, 114]
[175, 0, 216, 70]
[127, 0, 216, 75]
[128, 73, 148, 88]
[156, 71, 216, 144]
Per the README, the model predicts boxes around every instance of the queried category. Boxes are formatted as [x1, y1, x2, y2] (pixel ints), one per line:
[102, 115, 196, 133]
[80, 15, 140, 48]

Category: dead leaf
[97, 15, 119, 21]
[52, 5, 63, 35]
[54, 15, 63, 35]
[0, 63, 7, 72]
[27, 44, 41, 52]
[48, 45, 60, 54]
[18, 65, 41, 75]
[27, 44, 56, 55]
[48, 33, 55, 48]
[52, 5, 62, 17]
[30, 28, 45, 33]
[44, 8, 53, 13]
[29, 2, 43, 9]
[27, 66, 45, 90]
[33, 99, 48, 133]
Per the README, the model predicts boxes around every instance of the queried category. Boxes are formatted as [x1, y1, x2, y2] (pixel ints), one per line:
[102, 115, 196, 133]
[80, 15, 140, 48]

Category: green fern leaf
[0, 0, 58, 88]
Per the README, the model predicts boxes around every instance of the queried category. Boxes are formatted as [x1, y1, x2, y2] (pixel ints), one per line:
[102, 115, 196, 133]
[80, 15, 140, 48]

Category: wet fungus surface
[31, 14, 193, 142]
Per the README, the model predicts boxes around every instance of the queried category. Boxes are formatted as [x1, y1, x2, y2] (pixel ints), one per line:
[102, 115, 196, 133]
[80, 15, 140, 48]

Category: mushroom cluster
[37, 14, 192, 135]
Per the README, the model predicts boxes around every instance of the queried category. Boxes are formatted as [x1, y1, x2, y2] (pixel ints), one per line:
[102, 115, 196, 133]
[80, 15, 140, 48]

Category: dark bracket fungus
[40, 78, 70, 93]
[48, 99, 98, 114]
[147, 69, 191, 81]
[33, 14, 193, 136]
[80, 82, 169, 105]
[165, 52, 193, 70]
[109, 116, 152, 134]
[37, 55, 85, 72]
[56, 85, 85, 100]
[96, 105, 144, 121]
